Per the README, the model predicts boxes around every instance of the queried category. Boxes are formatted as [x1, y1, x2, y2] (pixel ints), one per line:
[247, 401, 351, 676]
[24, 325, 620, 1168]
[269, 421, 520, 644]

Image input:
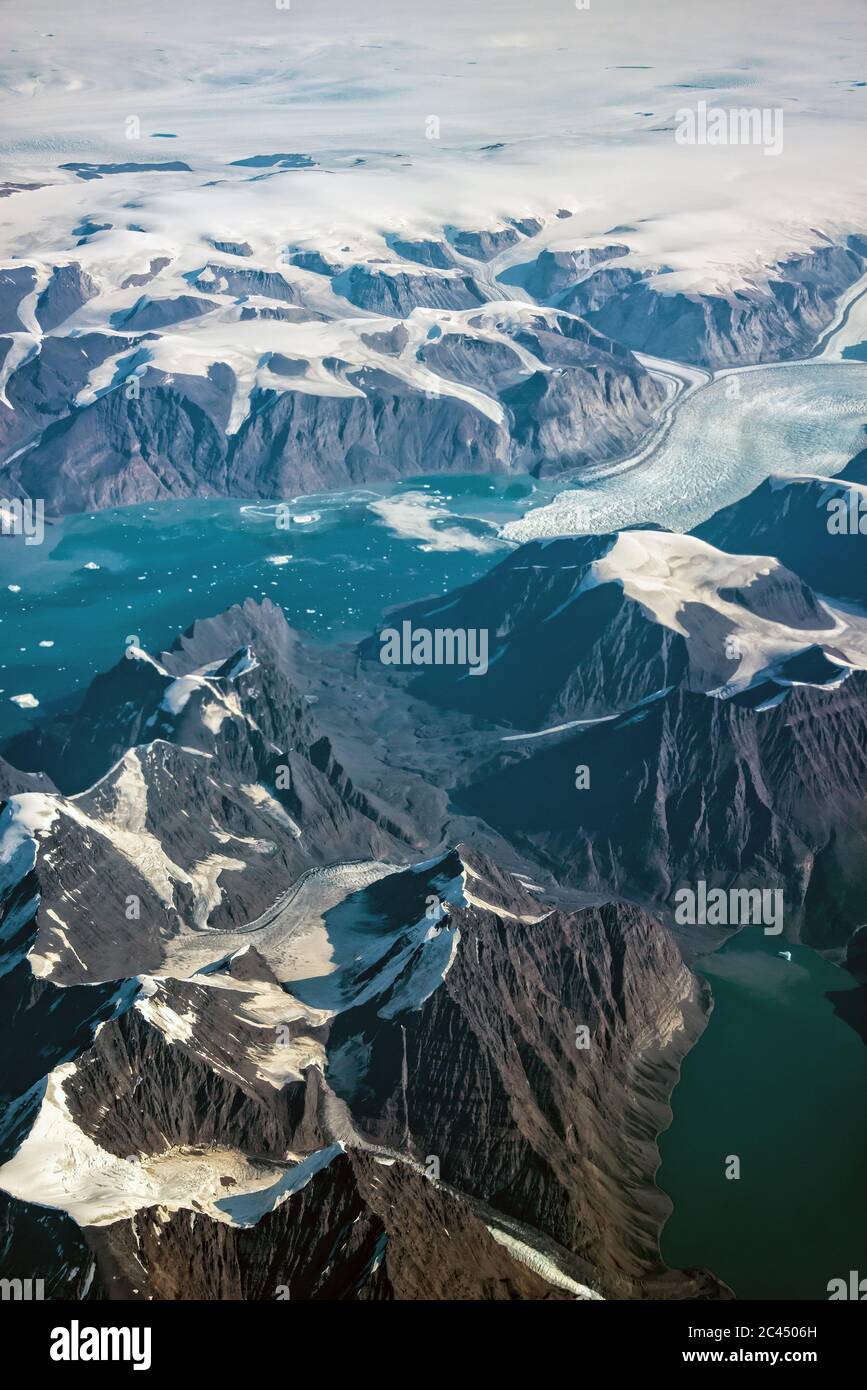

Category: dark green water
[657, 931, 867, 1299]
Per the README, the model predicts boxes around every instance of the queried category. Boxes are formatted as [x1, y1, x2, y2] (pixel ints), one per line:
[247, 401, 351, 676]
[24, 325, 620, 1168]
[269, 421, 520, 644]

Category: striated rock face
[500, 239, 866, 367]
[0, 600, 413, 984]
[350, 498, 867, 965]
[85, 1148, 574, 1301]
[457, 673, 867, 950]
[0, 837, 717, 1300]
[693, 468, 867, 605]
[0, 216, 678, 522]
[331, 263, 490, 315]
[211, 240, 253, 258]
[1, 301, 668, 512]
[325, 852, 716, 1297]
[0, 589, 733, 1302]
[0, 331, 137, 460]
[0, 1194, 98, 1301]
[446, 225, 521, 262]
[62, 984, 320, 1161]
[361, 534, 688, 727]
[385, 236, 455, 269]
[34, 264, 99, 332]
[191, 264, 301, 304]
[0, 964, 126, 1123]
[499, 244, 629, 299]
[359, 530, 849, 728]
[1, 223, 861, 515]
[501, 359, 662, 471]
[239, 303, 325, 323]
[4, 444, 865, 1301]
[558, 264, 646, 314]
[561, 243, 866, 367]
[287, 250, 337, 275]
[1, 365, 235, 512]
[225, 371, 511, 493]
[416, 332, 526, 393]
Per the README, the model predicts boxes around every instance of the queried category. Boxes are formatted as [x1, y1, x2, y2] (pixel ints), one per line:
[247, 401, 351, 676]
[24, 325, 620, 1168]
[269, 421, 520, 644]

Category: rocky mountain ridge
[3, 449, 867, 1299]
[2, 216, 863, 513]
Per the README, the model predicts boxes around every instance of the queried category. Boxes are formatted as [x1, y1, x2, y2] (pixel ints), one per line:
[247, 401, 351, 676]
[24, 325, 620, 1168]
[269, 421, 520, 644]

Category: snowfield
[0, 1, 865, 429]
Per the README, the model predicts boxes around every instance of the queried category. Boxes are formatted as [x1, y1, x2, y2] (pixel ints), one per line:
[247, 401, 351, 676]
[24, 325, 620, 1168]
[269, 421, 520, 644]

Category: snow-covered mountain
[2, 456, 867, 1298]
[2, 0, 866, 512]
[3, 212, 866, 513]
[693, 447, 867, 602]
[0, 222, 674, 512]
[360, 527, 867, 726]
[1, 0, 866, 1310]
[0, 640, 717, 1297]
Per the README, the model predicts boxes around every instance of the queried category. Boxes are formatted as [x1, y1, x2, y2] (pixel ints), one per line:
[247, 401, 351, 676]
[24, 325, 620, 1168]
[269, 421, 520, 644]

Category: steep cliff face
[359, 530, 856, 728]
[0, 956, 126, 1125]
[0, 602, 414, 985]
[0, 212, 711, 519]
[331, 263, 491, 314]
[0, 302, 665, 513]
[324, 852, 715, 1297]
[224, 374, 511, 494]
[0, 365, 235, 514]
[500, 355, 663, 473]
[0, 843, 717, 1300]
[384, 236, 455, 269]
[85, 1148, 576, 1301]
[0, 331, 137, 460]
[456, 673, 867, 949]
[1, 206, 860, 514]
[361, 535, 688, 727]
[60, 978, 322, 1162]
[112, 294, 218, 331]
[3, 469, 863, 1302]
[447, 225, 522, 262]
[498, 244, 629, 298]
[0, 1194, 98, 1301]
[538, 241, 866, 367]
[348, 507, 867, 964]
[693, 469, 867, 605]
[35, 264, 99, 333]
[0, 609, 727, 1302]
[0, 758, 55, 798]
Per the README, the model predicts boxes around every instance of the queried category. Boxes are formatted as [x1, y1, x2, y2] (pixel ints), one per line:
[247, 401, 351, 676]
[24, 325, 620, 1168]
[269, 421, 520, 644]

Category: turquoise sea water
[0, 475, 552, 738]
